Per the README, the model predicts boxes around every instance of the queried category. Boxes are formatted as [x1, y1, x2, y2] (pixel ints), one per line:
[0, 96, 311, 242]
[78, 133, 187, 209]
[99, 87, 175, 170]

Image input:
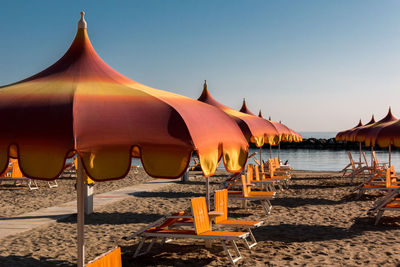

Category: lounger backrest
[241, 174, 250, 197]
[268, 159, 275, 178]
[254, 165, 260, 181]
[11, 159, 24, 178]
[362, 152, 369, 168]
[86, 247, 122, 267]
[372, 151, 379, 169]
[260, 163, 266, 179]
[247, 164, 254, 181]
[347, 151, 356, 169]
[214, 189, 228, 223]
[274, 158, 280, 167]
[191, 197, 210, 234]
[386, 165, 396, 188]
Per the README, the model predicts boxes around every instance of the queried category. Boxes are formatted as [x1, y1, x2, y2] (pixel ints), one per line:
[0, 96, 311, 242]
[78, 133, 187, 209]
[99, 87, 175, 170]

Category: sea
[130, 132, 398, 172]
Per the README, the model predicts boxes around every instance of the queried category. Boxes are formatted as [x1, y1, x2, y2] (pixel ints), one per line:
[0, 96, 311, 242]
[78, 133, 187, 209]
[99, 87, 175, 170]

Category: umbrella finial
[78, 11, 87, 29]
[258, 110, 263, 118]
[269, 116, 271, 121]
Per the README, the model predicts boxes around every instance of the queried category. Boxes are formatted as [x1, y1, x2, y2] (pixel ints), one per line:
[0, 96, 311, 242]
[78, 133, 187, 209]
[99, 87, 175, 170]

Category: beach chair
[372, 151, 388, 171]
[369, 188, 400, 225]
[132, 197, 249, 265]
[86, 247, 122, 267]
[342, 151, 369, 183]
[250, 164, 283, 191]
[227, 174, 275, 214]
[273, 157, 291, 171]
[0, 159, 39, 190]
[261, 159, 290, 188]
[354, 166, 399, 199]
[213, 189, 262, 249]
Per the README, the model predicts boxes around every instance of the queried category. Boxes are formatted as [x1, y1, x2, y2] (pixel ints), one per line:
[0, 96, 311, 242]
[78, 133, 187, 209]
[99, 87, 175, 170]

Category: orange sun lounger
[131, 197, 249, 265]
[227, 174, 275, 214]
[0, 159, 39, 190]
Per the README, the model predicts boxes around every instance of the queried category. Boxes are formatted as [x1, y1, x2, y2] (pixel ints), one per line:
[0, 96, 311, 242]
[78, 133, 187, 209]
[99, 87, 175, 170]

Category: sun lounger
[131, 198, 249, 265]
[342, 151, 370, 183]
[260, 160, 290, 188]
[86, 247, 122, 267]
[0, 159, 39, 190]
[354, 165, 399, 199]
[213, 189, 262, 248]
[227, 174, 275, 214]
[249, 164, 283, 191]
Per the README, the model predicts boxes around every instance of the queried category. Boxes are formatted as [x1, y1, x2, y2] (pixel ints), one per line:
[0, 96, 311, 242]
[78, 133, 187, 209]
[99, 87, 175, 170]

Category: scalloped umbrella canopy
[347, 115, 376, 142]
[0, 14, 249, 181]
[198, 82, 279, 147]
[257, 110, 293, 142]
[239, 99, 280, 144]
[376, 118, 400, 148]
[336, 119, 363, 141]
[354, 109, 397, 147]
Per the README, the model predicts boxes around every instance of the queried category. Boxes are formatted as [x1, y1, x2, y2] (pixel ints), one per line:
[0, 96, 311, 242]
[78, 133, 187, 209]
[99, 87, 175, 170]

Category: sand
[0, 170, 400, 266]
[0, 168, 150, 218]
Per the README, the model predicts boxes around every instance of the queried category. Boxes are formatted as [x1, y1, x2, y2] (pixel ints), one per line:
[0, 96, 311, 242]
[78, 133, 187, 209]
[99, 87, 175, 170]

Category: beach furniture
[0, 159, 39, 190]
[250, 164, 284, 191]
[261, 159, 291, 188]
[273, 157, 291, 171]
[354, 165, 399, 198]
[132, 197, 249, 265]
[227, 174, 275, 214]
[86, 247, 122, 267]
[342, 151, 370, 183]
[372, 151, 389, 171]
[369, 188, 400, 225]
[213, 189, 262, 248]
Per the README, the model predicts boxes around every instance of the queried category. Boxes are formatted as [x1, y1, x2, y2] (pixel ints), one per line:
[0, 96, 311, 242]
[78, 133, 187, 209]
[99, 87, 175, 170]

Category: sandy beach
[0, 170, 399, 266]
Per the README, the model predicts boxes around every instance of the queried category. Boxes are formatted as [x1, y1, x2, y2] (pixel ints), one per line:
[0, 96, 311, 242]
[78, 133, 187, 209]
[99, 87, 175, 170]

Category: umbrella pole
[371, 146, 374, 168]
[389, 144, 392, 167]
[76, 155, 85, 267]
[206, 178, 210, 211]
[359, 142, 362, 162]
[259, 147, 262, 165]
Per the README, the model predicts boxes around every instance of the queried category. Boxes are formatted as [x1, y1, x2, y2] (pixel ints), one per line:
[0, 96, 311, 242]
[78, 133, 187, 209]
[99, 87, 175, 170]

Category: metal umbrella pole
[269, 144, 272, 158]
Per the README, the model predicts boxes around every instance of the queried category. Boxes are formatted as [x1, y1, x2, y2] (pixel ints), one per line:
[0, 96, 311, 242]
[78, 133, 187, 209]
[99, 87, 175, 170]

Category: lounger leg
[375, 210, 384, 225]
[261, 200, 272, 215]
[145, 238, 157, 254]
[220, 241, 242, 266]
[133, 237, 147, 258]
[28, 180, 39, 190]
[357, 189, 364, 199]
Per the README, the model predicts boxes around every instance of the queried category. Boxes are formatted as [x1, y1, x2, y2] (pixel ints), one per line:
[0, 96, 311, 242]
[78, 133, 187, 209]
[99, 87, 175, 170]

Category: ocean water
[130, 147, 397, 172]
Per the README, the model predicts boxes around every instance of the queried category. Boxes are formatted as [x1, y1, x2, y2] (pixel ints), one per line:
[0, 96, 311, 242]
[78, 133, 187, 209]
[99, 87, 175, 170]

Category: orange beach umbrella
[354, 108, 397, 147]
[336, 119, 363, 142]
[198, 81, 279, 147]
[258, 110, 293, 143]
[0, 13, 249, 266]
[348, 115, 376, 142]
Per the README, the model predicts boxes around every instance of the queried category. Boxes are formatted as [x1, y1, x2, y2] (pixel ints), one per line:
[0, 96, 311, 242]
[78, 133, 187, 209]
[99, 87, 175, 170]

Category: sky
[1, 0, 400, 132]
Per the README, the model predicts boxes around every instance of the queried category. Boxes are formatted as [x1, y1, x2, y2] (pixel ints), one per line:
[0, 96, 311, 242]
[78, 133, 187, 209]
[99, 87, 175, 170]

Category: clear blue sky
[1, 0, 400, 132]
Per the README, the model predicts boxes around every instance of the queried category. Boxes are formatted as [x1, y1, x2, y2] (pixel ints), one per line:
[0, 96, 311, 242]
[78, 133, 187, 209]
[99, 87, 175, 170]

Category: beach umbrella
[0, 13, 249, 266]
[258, 110, 295, 159]
[375, 117, 400, 165]
[238, 99, 279, 163]
[348, 115, 375, 142]
[354, 109, 397, 166]
[336, 119, 362, 142]
[336, 119, 363, 161]
[198, 81, 279, 148]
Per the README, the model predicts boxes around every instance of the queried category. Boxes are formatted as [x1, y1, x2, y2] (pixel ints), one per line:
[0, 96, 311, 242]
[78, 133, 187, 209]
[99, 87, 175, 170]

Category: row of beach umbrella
[336, 108, 400, 165]
[0, 13, 301, 266]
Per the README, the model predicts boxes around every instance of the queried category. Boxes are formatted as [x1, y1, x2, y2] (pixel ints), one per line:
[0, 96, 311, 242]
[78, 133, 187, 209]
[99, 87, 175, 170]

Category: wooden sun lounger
[353, 166, 399, 199]
[228, 174, 275, 215]
[368, 188, 400, 225]
[342, 151, 370, 183]
[131, 198, 249, 265]
[246, 164, 283, 191]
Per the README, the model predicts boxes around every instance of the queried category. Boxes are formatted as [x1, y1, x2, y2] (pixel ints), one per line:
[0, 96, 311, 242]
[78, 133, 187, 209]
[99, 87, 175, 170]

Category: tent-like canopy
[198, 82, 279, 147]
[336, 119, 362, 141]
[354, 108, 397, 147]
[0, 13, 249, 181]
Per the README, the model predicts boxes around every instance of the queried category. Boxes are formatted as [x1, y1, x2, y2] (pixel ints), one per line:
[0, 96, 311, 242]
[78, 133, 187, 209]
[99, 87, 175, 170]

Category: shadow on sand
[0, 255, 73, 267]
